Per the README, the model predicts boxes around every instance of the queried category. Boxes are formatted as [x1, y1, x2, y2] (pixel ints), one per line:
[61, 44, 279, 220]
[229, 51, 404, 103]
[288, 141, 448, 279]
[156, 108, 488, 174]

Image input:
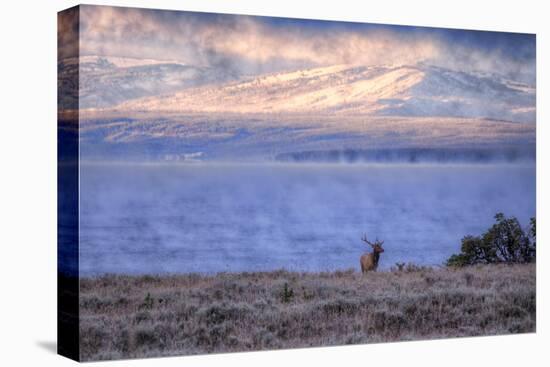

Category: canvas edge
[57, 4, 81, 362]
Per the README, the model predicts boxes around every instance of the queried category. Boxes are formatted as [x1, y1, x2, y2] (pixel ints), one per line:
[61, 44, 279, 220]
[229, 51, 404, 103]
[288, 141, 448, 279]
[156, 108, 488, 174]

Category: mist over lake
[78, 162, 535, 275]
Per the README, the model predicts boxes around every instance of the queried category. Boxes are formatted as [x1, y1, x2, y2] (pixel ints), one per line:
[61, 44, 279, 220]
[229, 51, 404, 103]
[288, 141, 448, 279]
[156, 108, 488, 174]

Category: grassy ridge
[79, 264, 535, 361]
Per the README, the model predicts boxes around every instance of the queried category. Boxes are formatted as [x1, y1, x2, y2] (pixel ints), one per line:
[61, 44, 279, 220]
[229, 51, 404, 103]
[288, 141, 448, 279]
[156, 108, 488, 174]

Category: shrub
[139, 293, 154, 310]
[446, 213, 536, 267]
[280, 283, 294, 303]
[404, 263, 432, 273]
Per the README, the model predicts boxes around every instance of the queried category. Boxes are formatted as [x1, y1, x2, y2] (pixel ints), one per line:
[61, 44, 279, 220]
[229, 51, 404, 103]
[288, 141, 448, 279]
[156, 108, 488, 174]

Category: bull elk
[360, 234, 385, 273]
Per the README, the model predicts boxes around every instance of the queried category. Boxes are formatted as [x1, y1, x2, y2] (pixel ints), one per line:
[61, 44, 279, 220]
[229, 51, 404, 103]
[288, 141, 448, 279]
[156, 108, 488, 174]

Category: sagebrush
[79, 264, 535, 361]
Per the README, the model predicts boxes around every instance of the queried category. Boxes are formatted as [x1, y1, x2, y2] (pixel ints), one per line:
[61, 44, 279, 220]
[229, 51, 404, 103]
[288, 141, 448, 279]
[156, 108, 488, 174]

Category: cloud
[58, 6, 79, 59]
[435, 43, 535, 84]
[73, 5, 535, 82]
[78, 6, 439, 69]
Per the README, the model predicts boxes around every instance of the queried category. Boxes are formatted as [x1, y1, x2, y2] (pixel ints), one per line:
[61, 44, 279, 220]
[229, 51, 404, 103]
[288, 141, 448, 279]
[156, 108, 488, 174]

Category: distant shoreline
[275, 147, 536, 164]
[75, 157, 537, 168]
[79, 263, 535, 361]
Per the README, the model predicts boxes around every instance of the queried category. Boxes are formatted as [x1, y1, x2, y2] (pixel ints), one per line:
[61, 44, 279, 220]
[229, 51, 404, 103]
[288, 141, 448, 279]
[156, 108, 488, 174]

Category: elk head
[395, 262, 406, 272]
[361, 234, 384, 254]
[360, 234, 385, 273]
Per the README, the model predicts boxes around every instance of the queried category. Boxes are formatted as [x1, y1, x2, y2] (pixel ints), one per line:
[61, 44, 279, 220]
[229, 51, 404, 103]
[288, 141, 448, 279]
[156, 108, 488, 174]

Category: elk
[360, 234, 385, 273]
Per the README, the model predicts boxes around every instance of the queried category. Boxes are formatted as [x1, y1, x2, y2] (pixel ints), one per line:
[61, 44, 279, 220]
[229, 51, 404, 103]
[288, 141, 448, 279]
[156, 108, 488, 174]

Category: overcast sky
[59, 5, 535, 83]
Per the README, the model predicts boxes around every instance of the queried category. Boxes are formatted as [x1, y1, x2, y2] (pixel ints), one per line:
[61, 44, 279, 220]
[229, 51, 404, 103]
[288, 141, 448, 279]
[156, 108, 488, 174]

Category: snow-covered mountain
[71, 61, 535, 161]
[58, 56, 241, 109]
[113, 64, 535, 123]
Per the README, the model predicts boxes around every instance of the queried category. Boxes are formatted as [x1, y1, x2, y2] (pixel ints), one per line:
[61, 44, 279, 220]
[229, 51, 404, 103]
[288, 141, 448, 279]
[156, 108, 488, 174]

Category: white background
[0, 0, 547, 365]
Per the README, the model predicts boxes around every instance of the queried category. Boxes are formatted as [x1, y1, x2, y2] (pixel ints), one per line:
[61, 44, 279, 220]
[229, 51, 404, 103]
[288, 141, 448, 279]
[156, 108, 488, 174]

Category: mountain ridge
[109, 63, 535, 123]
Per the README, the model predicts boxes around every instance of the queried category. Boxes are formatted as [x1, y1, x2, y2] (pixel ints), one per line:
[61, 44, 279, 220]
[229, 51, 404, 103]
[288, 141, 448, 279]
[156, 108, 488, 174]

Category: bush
[139, 293, 154, 310]
[446, 213, 536, 267]
[280, 283, 294, 303]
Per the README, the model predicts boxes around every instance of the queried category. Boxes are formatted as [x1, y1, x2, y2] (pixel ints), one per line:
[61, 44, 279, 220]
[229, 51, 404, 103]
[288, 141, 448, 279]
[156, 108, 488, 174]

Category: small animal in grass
[395, 262, 406, 272]
[360, 234, 385, 274]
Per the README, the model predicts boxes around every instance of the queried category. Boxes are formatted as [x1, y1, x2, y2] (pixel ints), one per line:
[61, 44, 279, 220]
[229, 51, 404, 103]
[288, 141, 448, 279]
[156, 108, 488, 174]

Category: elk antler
[362, 234, 384, 246]
[361, 234, 375, 246]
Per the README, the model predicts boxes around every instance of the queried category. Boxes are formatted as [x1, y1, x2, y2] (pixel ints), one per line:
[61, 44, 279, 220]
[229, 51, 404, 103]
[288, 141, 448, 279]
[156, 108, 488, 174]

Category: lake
[78, 163, 535, 275]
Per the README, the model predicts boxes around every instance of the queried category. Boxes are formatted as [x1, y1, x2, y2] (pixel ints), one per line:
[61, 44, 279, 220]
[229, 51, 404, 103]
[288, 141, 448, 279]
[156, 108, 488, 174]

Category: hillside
[66, 59, 536, 160]
[77, 113, 535, 161]
[113, 63, 535, 123]
[58, 56, 241, 109]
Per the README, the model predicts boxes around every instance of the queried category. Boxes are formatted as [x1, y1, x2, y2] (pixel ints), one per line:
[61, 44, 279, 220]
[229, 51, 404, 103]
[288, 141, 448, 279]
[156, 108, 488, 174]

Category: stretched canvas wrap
[58, 4, 536, 362]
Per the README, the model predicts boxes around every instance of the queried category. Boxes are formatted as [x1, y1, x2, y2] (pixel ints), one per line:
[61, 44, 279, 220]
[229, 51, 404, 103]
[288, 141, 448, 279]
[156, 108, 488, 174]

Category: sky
[65, 5, 536, 83]
[56, 5, 536, 161]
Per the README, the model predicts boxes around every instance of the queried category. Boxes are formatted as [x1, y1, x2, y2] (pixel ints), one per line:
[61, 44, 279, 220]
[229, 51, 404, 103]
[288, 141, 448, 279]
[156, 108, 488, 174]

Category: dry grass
[79, 264, 535, 361]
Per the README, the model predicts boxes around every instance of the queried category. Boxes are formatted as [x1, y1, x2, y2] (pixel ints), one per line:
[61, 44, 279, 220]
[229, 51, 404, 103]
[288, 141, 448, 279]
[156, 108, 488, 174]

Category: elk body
[360, 235, 385, 273]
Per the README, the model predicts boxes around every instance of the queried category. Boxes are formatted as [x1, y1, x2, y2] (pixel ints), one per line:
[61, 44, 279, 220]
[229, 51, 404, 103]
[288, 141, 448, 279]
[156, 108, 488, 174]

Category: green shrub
[446, 213, 536, 267]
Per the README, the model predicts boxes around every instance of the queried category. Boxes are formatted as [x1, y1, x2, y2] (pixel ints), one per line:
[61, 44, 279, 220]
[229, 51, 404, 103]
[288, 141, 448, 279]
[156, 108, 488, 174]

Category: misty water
[79, 163, 535, 275]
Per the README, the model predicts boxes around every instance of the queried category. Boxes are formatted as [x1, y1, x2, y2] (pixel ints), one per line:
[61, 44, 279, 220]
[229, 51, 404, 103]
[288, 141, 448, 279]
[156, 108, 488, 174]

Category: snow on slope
[78, 111, 536, 161]
[75, 62, 535, 160]
[58, 56, 241, 109]
[113, 64, 535, 122]
[79, 55, 187, 68]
